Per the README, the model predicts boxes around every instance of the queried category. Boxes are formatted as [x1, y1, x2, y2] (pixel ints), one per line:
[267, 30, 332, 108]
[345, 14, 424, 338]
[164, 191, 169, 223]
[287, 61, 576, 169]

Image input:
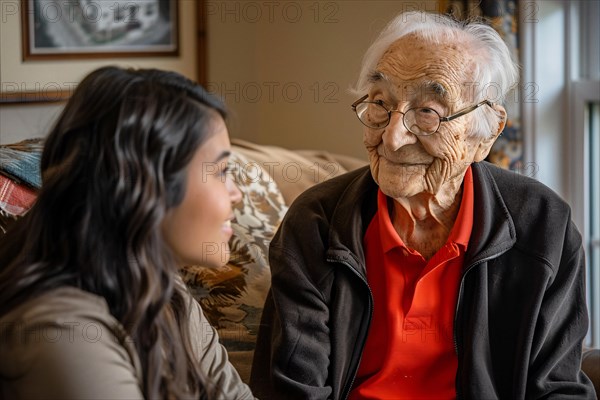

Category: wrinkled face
[364, 33, 498, 200]
[162, 117, 242, 268]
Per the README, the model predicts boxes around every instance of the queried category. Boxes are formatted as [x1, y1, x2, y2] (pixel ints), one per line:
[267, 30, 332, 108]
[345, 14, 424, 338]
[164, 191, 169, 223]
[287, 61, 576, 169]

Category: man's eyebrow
[367, 71, 399, 101]
[420, 81, 448, 100]
[368, 71, 388, 84]
[368, 73, 447, 102]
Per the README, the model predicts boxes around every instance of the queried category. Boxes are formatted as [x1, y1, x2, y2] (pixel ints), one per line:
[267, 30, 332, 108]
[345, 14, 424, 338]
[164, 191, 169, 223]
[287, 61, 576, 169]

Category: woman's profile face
[161, 116, 242, 268]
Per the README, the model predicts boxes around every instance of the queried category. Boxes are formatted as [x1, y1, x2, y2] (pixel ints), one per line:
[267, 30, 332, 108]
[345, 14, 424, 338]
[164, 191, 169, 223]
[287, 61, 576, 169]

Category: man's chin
[370, 157, 429, 197]
[377, 174, 424, 199]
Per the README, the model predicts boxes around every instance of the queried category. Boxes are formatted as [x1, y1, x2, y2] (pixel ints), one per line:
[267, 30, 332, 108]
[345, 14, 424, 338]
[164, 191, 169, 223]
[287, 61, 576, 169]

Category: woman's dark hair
[0, 66, 227, 399]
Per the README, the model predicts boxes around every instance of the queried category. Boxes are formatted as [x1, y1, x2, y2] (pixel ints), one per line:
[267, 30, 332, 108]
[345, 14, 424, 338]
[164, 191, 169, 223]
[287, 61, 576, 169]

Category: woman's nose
[227, 176, 243, 206]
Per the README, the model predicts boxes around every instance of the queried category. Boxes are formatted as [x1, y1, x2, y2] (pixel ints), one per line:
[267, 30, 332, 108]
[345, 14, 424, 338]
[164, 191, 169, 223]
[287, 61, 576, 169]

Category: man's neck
[390, 180, 464, 260]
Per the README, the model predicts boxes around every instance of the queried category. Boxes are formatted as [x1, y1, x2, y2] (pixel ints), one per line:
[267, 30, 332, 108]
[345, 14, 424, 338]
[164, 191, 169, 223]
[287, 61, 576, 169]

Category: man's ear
[474, 104, 507, 162]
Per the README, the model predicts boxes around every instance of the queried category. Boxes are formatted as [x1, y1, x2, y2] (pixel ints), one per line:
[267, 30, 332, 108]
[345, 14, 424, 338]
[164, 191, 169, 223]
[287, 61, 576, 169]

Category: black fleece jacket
[250, 162, 596, 400]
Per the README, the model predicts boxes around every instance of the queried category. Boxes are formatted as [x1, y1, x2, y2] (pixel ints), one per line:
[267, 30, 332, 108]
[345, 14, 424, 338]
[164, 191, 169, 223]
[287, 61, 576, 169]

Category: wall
[0, 0, 198, 143]
[207, 0, 440, 160]
[0, 102, 63, 144]
[2, 0, 440, 157]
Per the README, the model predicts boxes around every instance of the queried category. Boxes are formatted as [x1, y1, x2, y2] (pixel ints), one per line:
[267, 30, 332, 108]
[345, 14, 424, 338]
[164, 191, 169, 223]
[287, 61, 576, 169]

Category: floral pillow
[180, 150, 288, 382]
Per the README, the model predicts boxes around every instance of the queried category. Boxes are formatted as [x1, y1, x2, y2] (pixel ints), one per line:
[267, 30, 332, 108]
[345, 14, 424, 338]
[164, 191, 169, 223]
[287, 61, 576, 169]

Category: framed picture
[21, 0, 179, 60]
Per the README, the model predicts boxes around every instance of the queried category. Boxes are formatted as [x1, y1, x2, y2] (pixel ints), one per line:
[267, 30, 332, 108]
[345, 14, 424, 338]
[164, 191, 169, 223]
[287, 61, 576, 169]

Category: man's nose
[381, 113, 418, 151]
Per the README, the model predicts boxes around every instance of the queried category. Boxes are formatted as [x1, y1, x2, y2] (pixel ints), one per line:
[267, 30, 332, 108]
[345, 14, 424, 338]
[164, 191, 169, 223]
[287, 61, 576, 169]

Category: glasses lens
[404, 107, 440, 135]
[355, 102, 389, 128]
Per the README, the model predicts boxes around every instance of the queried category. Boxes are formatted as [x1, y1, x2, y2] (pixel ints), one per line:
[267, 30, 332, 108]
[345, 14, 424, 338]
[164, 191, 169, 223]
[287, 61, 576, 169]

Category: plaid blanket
[0, 138, 44, 189]
[0, 174, 37, 216]
[0, 138, 43, 232]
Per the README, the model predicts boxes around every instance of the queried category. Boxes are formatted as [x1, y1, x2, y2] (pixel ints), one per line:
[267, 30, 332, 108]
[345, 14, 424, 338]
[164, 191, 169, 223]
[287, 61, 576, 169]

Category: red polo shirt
[349, 167, 474, 400]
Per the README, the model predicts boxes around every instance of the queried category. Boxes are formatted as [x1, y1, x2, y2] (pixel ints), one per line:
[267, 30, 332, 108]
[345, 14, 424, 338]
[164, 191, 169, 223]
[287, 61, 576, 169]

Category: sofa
[1, 138, 598, 395]
[181, 138, 368, 382]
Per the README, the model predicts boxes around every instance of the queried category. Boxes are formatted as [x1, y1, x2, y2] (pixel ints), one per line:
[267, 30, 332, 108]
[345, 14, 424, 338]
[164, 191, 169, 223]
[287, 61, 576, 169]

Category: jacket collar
[326, 162, 516, 276]
[465, 162, 517, 266]
[326, 166, 377, 276]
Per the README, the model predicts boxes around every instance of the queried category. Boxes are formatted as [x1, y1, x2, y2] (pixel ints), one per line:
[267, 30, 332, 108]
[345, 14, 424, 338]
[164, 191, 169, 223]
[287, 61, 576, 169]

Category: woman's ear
[474, 104, 507, 162]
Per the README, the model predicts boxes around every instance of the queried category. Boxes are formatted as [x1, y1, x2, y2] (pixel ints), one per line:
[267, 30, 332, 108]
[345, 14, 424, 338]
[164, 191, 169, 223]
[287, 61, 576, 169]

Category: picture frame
[21, 0, 179, 60]
[1, 0, 202, 105]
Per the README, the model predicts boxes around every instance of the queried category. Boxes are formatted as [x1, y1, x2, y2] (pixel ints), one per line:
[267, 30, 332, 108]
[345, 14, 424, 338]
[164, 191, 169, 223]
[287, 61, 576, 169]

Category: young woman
[0, 66, 254, 399]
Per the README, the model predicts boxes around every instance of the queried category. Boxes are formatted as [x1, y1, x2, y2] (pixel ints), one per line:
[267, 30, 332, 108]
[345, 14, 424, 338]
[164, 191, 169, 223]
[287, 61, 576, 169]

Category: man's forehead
[368, 71, 448, 101]
[372, 35, 475, 102]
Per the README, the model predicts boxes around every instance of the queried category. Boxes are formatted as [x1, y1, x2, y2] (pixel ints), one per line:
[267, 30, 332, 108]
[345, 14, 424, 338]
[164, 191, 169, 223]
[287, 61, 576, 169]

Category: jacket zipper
[454, 248, 511, 400]
[331, 247, 512, 400]
[327, 257, 374, 400]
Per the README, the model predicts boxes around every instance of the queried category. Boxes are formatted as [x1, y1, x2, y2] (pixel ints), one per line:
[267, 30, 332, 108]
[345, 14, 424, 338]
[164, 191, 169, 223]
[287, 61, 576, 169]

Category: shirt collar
[376, 165, 474, 253]
[447, 165, 474, 249]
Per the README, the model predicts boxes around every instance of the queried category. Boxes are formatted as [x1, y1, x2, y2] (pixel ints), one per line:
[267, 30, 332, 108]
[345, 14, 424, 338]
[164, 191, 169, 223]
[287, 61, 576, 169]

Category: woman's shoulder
[0, 287, 144, 399]
[2, 286, 114, 324]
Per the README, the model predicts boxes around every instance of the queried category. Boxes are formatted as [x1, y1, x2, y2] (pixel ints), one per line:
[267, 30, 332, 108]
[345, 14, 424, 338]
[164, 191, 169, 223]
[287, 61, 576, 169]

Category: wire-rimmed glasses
[351, 94, 494, 136]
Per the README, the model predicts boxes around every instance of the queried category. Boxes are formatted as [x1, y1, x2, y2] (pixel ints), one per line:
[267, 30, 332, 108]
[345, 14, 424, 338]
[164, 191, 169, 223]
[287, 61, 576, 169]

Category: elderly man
[250, 11, 595, 400]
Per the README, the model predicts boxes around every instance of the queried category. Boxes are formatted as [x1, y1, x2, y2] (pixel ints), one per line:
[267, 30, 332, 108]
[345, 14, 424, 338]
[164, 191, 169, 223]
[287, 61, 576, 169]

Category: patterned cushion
[180, 151, 288, 382]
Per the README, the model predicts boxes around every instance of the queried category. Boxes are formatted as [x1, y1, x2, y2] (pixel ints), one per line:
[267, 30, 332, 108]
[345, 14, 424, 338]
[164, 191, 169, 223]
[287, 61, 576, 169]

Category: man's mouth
[376, 145, 433, 165]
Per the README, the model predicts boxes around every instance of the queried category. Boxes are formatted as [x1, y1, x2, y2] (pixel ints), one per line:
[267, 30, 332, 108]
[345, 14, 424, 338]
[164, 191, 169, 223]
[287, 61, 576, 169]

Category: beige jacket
[0, 286, 254, 399]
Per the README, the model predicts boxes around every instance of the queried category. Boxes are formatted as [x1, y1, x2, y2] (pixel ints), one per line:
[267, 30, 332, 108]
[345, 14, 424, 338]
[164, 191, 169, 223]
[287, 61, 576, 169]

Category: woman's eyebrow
[212, 150, 231, 163]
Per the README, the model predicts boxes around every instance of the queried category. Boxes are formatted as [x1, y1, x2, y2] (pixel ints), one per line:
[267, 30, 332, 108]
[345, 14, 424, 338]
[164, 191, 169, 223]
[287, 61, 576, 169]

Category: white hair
[352, 11, 520, 138]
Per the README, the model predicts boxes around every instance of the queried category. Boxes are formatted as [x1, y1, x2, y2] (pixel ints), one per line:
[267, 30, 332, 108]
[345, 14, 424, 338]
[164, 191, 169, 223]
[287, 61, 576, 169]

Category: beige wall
[207, 0, 439, 159]
[1, 0, 439, 156]
[0, 0, 198, 143]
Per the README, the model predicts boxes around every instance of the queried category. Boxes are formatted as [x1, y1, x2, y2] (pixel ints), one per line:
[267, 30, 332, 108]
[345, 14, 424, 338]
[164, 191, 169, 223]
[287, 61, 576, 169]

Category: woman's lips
[222, 220, 233, 237]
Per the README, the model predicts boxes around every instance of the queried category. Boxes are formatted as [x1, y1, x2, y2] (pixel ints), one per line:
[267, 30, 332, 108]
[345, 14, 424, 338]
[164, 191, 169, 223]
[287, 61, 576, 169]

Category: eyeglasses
[351, 94, 494, 136]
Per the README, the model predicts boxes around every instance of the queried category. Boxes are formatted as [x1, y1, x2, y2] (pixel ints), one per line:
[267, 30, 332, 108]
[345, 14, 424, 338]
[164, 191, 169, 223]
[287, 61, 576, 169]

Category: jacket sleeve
[188, 293, 256, 400]
[526, 219, 597, 399]
[250, 229, 334, 400]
